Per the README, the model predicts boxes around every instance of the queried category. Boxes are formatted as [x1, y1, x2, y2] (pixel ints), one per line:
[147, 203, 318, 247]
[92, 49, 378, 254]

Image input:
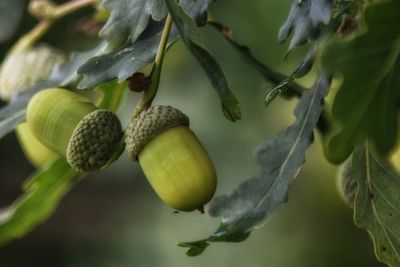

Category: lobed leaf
[322, 1, 400, 163]
[99, 0, 168, 50]
[352, 145, 400, 266]
[278, 0, 333, 49]
[180, 75, 331, 255]
[78, 0, 211, 89]
[166, 0, 241, 122]
[49, 42, 107, 87]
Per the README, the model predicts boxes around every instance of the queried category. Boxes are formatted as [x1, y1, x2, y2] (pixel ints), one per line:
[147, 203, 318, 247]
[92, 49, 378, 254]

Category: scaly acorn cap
[125, 105, 189, 160]
[67, 109, 123, 172]
[0, 44, 65, 100]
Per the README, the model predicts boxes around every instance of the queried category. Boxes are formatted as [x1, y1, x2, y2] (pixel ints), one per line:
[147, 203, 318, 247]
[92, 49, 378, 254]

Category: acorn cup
[27, 88, 123, 172]
[125, 105, 217, 212]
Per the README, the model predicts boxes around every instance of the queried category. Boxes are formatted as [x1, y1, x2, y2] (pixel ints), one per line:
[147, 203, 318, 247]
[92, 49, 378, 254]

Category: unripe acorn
[27, 88, 123, 172]
[125, 105, 217, 212]
[16, 122, 57, 167]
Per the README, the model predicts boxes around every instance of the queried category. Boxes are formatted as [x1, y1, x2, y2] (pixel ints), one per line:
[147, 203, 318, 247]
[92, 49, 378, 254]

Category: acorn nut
[125, 105, 217, 212]
[27, 88, 123, 172]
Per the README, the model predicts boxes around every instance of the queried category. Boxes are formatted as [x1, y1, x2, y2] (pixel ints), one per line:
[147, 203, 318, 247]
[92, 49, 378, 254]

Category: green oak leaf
[352, 144, 400, 267]
[78, 0, 211, 89]
[278, 0, 333, 49]
[0, 158, 78, 244]
[322, 1, 400, 164]
[99, 0, 168, 50]
[180, 75, 330, 256]
[166, 0, 241, 122]
[50, 42, 107, 87]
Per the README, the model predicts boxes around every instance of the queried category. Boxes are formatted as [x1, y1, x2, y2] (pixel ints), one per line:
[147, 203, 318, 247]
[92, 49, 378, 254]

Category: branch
[131, 14, 174, 119]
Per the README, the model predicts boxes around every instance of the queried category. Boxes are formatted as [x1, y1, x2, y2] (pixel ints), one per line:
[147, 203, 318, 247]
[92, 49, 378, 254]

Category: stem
[131, 14, 174, 118]
[13, 20, 52, 51]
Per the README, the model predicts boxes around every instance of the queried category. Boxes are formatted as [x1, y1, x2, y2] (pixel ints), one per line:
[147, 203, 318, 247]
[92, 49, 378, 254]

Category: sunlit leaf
[322, 1, 400, 163]
[352, 144, 400, 267]
[180, 75, 331, 255]
[166, 0, 241, 122]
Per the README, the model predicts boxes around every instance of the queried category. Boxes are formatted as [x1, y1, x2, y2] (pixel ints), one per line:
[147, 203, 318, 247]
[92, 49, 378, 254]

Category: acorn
[27, 88, 123, 172]
[125, 105, 217, 211]
[16, 122, 57, 167]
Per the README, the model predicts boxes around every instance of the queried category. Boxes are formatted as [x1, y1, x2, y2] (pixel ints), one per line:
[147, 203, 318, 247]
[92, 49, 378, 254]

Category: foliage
[322, 0, 400, 163]
[180, 75, 331, 256]
[0, 0, 399, 266]
[351, 144, 400, 266]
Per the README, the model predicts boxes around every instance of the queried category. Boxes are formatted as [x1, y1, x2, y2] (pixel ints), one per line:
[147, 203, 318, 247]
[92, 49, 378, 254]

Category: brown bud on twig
[128, 72, 150, 92]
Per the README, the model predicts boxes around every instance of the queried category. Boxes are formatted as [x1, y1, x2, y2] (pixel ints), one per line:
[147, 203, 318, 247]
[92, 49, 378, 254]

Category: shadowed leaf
[166, 0, 241, 122]
[322, 1, 400, 163]
[180, 75, 331, 255]
[78, 0, 211, 89]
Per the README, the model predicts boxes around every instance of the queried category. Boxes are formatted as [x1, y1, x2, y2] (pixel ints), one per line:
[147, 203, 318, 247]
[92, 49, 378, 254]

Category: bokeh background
[0, 0, 386, 266]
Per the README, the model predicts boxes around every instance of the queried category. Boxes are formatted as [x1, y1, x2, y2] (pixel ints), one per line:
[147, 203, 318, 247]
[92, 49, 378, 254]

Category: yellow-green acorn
[16, 122, 57, 167]
[125, 105, 217, 212]
[27, 88, 123, 172]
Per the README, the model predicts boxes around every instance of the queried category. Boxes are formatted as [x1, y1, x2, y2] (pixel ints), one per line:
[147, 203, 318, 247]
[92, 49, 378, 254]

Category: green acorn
[0, 44, 65, 100]
[27, 88, 123, 172]
[16, 122, 57, 167]
[125, 105, 217, 212]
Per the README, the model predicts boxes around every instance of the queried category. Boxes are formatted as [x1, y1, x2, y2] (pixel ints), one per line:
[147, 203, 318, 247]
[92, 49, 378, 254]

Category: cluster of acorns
[0, 45, 216, 212]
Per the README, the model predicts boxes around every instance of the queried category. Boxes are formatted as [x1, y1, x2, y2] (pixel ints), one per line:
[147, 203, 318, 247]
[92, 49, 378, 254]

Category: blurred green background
[0, 0, 385, 266]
